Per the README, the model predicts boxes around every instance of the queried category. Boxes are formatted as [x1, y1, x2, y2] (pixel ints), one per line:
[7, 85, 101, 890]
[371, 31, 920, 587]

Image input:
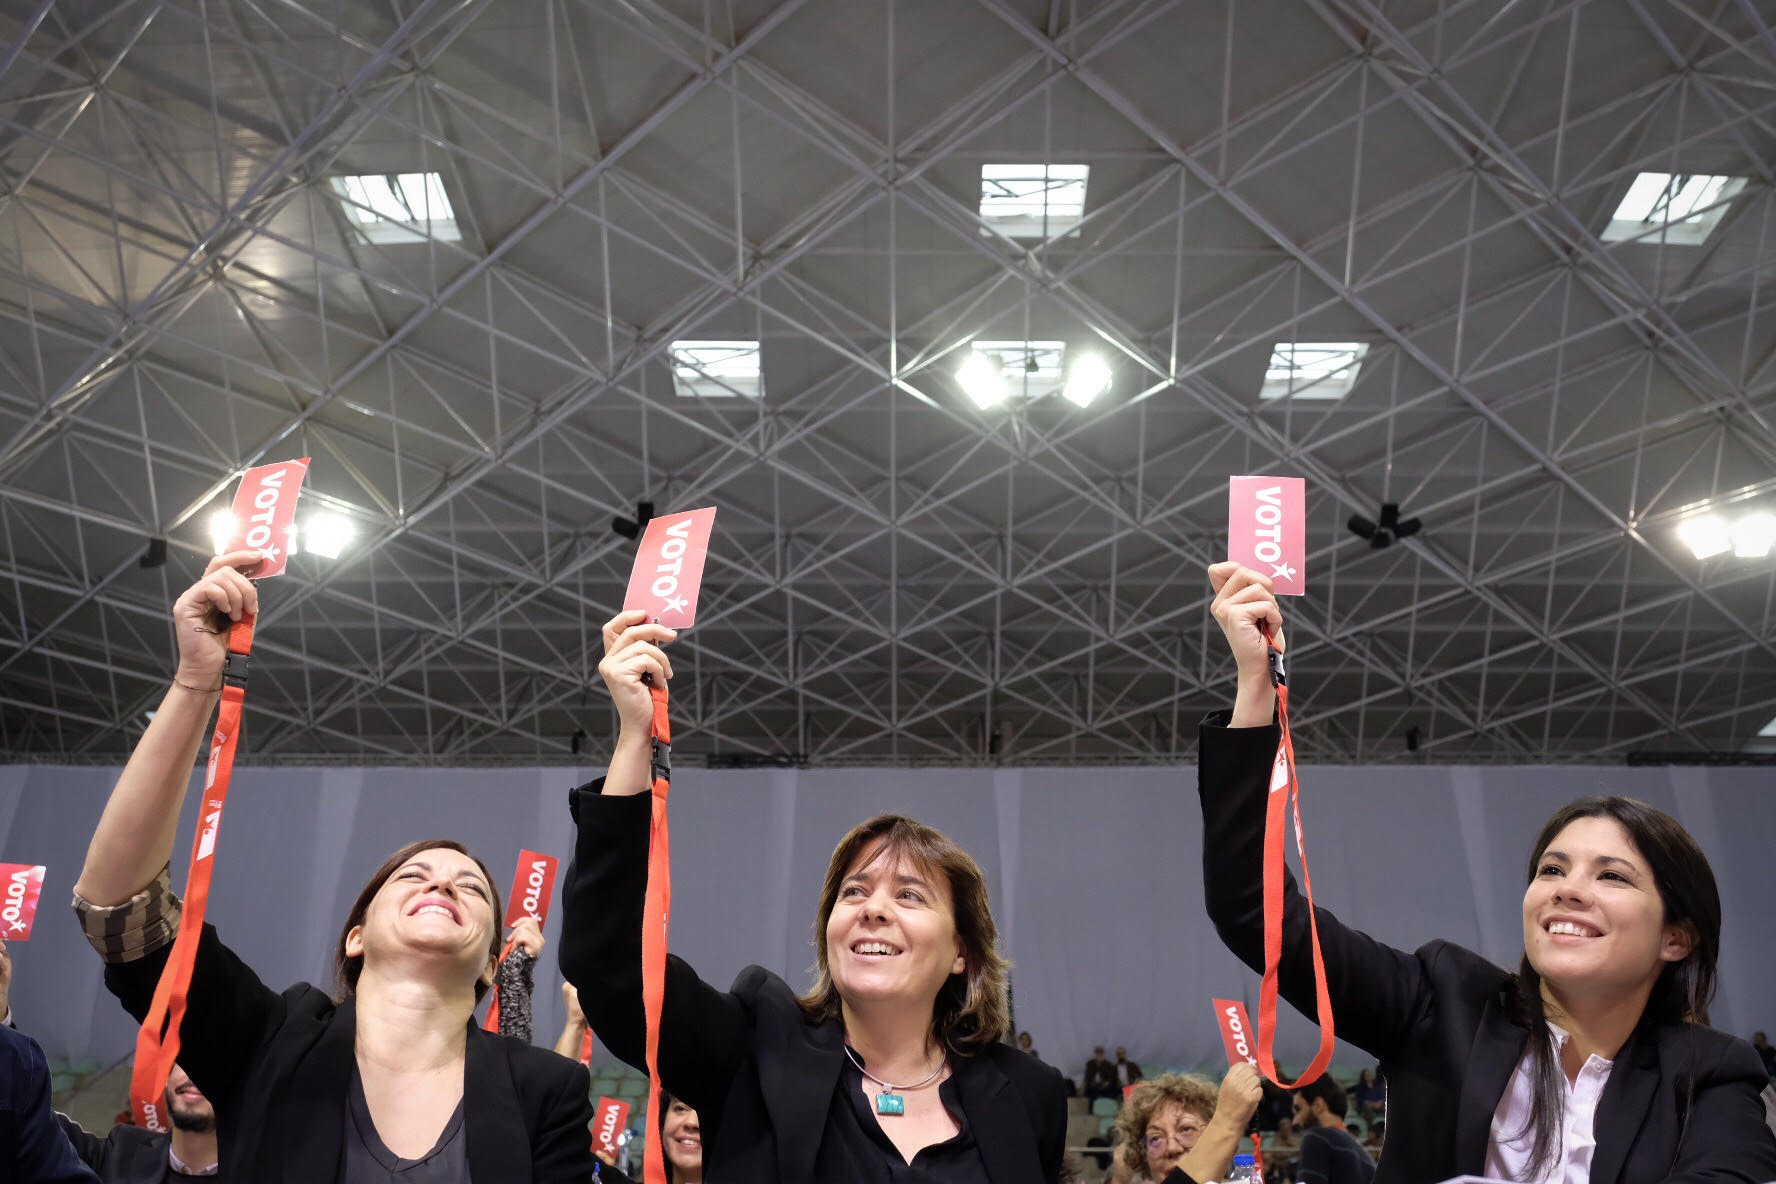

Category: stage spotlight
[207, 510, 237, 555]
[613, 500, 655, 540]
[1347, 502, 1420, 549]
[1732, 512, 1776, 559]
[1677, 514, 1731, 559]
[1406, 725, 1422, 753]
[139, 537, 168, 569]
[1062, 353, 1112, 407]
[304, 512, 355, 559]
[957, 352, 1006, 408]
[571, 728, 586, 756]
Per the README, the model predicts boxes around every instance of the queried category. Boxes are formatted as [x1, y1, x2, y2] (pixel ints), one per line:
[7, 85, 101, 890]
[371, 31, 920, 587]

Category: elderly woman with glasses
[1110, 1065, 1262, 1184]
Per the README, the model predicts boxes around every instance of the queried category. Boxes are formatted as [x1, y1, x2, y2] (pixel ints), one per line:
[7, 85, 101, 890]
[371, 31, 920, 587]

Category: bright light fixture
[1261, 343, 1369, 401]
[1062, 353, 1112, 407]
[1601, 173, 1746, 246]
[329, 173, 461, 245]
[304, 512, 356, 560]
[979, 164, 1089, 239]
[1731, 512, 1776, 559]
[207, 510, 237, 555]
[1759, 715, 1776, 738]
[956, 352, 1007, 408]
[1677, 514, 1732, 560]
[669, 340, 762, 399]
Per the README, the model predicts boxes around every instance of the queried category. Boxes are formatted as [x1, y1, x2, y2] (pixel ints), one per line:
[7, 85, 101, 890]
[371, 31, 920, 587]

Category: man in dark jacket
[1292, 1077, 1375, 1184]
[1083, 1046, 1118, 1103]
[0, 1021, 100, 1182]
[57, 1065, 219, 1183]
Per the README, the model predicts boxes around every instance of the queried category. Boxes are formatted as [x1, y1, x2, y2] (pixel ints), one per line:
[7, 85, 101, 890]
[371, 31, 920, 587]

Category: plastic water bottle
[1225, 1152, 1260, 1183]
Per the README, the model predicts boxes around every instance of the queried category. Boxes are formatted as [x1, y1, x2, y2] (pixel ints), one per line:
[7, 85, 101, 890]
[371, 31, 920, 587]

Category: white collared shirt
[167, 1145, 219, 1177]
[1484, 1022, 1616, 1184]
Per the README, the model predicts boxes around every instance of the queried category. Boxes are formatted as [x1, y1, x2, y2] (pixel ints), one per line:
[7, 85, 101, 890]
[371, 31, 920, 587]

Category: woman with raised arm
[72, 553, 593, 1182]
[1199, 562, 1776, 1184]
[567, 610, 1201, 1183]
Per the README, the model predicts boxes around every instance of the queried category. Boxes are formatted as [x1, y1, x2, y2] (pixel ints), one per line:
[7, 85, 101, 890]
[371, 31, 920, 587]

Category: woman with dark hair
[559, 610, 1068, 1182]
[73, 553, 594, 1181]
[1199, 562, 1776, 1184]
[656, 1091, 704, 1183]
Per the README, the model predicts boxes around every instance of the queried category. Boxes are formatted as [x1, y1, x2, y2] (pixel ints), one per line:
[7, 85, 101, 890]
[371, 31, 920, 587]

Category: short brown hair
[1116, 1073, 1220, 1176]
[333, 839, 503, 1003]
[797, 815, 1010, 1053]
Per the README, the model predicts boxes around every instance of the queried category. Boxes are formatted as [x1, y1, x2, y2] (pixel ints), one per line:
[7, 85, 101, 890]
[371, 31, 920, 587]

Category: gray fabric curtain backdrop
[3, 761, 1771, 1076]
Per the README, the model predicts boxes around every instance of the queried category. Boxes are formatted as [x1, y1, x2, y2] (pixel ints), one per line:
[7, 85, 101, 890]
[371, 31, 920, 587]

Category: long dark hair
[1507, 796, 1719, 1177]
[332, 838, 504, 1004]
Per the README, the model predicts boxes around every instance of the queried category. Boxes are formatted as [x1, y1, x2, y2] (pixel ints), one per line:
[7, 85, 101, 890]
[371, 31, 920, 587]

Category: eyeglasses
[1143, 1126, 1205, 1152]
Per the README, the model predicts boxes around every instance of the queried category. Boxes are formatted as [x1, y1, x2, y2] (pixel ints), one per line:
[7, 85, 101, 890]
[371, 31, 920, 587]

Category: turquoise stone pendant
[875, 1090, 905, 1116]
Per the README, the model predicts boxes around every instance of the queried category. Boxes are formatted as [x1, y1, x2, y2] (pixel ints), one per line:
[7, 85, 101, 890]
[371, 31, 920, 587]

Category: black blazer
[1199, 716, 1776, 1184]
[102, 924, 593, 1182]
[54, 1119, 169, 1184]
[559, 782, 1068, 1184]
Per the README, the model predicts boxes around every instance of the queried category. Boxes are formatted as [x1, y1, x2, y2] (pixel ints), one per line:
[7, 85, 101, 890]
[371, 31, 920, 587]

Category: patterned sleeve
[72, 865, 181, 963]
[496, 945, 537, 1044]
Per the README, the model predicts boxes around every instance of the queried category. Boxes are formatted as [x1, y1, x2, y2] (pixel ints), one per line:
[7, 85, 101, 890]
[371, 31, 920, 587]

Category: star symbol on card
[662, 595, 688, 615]
[1270, 562, 1297, 581]
[258, 544, 282, 565]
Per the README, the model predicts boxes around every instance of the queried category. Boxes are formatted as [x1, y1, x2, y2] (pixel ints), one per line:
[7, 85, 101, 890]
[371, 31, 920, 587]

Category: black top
[559, 781, 1069, 1184]
[99, 925, 593, 1183]
[833, 1055, 990, 1183]
[1296, 1126, 1374, 1184]
[1198, 713, 1776, 1184]
[340, 1065, 470, 1184]
[55, 1118, 212, 1184]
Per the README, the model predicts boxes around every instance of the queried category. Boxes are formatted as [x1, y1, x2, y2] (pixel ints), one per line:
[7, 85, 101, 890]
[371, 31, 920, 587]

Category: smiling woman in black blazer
[1199, 562, 1776, 1184]
[564, 610, 1127, 1183]
[72, 554, 593, 1182]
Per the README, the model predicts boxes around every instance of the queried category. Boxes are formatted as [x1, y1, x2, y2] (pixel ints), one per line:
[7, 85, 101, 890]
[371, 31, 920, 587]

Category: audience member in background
[491, 914, 546, 1043]
[1017, 1030, 1040, 1061]
[562, 609, 1068, 1181]
[72, 554, 593, 1181]
[657, 1091, 703, 1183]
[1110, 1065, 1263, 1184]
[1755, 1031, 1775, 1080]
[1255, 1069, 1294, 1132]
[1349, 1068, 1385, 1122]
[1201, 562, 1776, 1184]
[1268, 1115, 1302, 1183]
[1085, 1045, 1119, 1102]
[57, 1064, 218, 1182]
[1291, 1076, 1375, 1184]
[1364, 1120, 1385, 1156]
[1114, 1046, 1144, 1090]
[0, 1021, 99, 1181]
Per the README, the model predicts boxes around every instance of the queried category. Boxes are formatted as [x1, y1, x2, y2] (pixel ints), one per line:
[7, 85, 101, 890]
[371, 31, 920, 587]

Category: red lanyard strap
[640, 682, 673, 1184]
[130, 615, 255, 1131]
[1256, 635, 1337, 1089]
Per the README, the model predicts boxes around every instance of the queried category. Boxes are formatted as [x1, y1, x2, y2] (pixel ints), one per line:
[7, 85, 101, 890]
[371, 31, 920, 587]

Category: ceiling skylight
[967, 340, 1067, 403]
[1601, 172, 1746, 246]
[329, 173, 461, 244]
[1261, 342, 1369, 401]
[979, 164, 1089, 239]
[669, 340, 762, 399]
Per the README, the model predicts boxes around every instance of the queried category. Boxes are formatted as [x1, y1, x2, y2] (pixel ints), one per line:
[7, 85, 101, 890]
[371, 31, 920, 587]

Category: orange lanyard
[130, 616, 254, 1131]
[640, 682, 673, 1184]
[1257, 637, 1336, 1088]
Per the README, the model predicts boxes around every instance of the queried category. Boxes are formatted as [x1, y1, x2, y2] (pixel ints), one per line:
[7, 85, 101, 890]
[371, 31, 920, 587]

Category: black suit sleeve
[3, 1028, 100, 1183]
[1661, 1038, 1776, 1182]
[558, 782, 750, 1120]
[99, 921, 286, 1115]
[531, 1056, 597, 1184]
[52, 1115, 110, 1172]
[1198, 715, 1437, 1062]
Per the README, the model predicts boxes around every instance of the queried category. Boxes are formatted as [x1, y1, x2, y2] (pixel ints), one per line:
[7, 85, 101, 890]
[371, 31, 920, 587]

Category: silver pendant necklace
[844, 1045, 944, 1116]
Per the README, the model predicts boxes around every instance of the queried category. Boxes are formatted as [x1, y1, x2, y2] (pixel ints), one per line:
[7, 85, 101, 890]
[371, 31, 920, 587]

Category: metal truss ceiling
[1, 0, 1774, 766]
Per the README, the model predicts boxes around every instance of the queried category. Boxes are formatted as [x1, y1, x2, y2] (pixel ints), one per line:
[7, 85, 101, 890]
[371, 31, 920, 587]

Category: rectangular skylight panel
[670, 340, 762, 399]
[1260, 342, 1368, 401]
[1601, 172, 1746, 245]
[979, 164, 1089, 239]
[1759, 715, 1776, 738]
[329, 173, 461, 244]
